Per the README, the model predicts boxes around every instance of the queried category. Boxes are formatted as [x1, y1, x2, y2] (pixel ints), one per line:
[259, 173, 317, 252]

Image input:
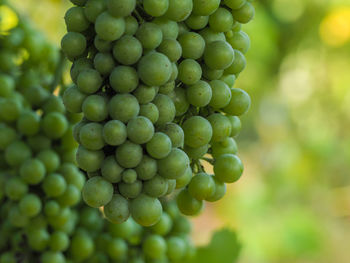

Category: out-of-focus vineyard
[5, 0, 350, 262]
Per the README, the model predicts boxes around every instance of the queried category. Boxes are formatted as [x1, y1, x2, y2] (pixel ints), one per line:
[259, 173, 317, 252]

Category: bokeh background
[4, 0, 350, 262]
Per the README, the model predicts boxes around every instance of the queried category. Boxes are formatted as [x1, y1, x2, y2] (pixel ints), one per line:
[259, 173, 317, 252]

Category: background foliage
[6, 0, 350, 262]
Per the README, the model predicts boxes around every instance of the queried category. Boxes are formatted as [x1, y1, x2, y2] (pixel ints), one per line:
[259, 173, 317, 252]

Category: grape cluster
[61, 0, 254, 226]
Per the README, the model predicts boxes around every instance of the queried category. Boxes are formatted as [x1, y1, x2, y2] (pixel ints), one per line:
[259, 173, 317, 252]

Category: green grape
[22, 86, 49, 108]
[209, 7, 234, 32]
[0, 124, 17, 150]
[224, 0, 246, 9]
[224, 49, 246, 74]
[135, 155, 157, 180]
[61, 32, 86, 58]
[101, 155, 123, 183]
[146, 132, 172, 159]
[122, 169, 137, 184]
[103, 120, 127, 146]
[164, 0, 193, 22]
[204, 40, 234, 70]
[178, 32, 205, 59]
[115, 140, 143, 168]
[172, 216, 192, 234]
[144, 175, 168, 197]
[27, 228, 50, 251]
[182, 116, 213, 148]
[157, 148, 189, 179]
[42, 173, 67, 197]
[94, 36, 112, 53]
[0, 98, 22, 122]
[184, 144, 209, 159]
[188, 173, 215, 200]
[152, 94, 176, 126]
[77, 69, 102, 94]
[107, 0, 136, 17]
[228, 115, 242, 137]
[138, 52, 172, 87]
[176, 189, 203, 216]
[153, 17, 179, 39]
[232, 2, 255, 23]
[60, 163, 86, 190]
[8, 206, 29, 227]
[212, 137, 238, 158]
[95, 12, 125, 41]
[199, 27, 226, 44]
[170, 87, 189, 116]
[82, 176, 114, 207]
[177, 59, 202, 85]
[175, 165, 192, 189]
[46, 206, 72, 229]
[130, 194, 162, 226]
[207, 113, 232, 142]
[0, 252, 16, 263]
[0, 74, 14, 97]
[85, 0, 107, 22]
[133, 85, 158, 104]
[108, 217, 137, 239]
[49, 231, 70, 252]
[166, 236, 187, 261]
[104, 194, 130, 224]
[79, 207, 104, 231]
[41, 112, 68, 139]
[125, 16, 139, 35]
[143, 0, 169, 17]
[93, 53, 115, 76]
[76, 145, 104, 172]
[16, 111, 40, 136]
[214, 154, 243, 183]
[82, 94, 108, 122]
[42, 95, 65, 114]
[186, 80, 212, 107]
[108, 94, 140, 123]
[192, 0, 220, 15]
[19, 158, 46, 185]
[107, 238, 128, 260]
[206, 176, 226, 202]
[148, 212, 173, 235]
[222, 88, 251, 116]
[157, 39, 182, 62]
[159, 123, 184, 148]
[119, 180, 142, 198]
[70, 58, 93, 83]
[79, 122, 105, 150]
[143, 235, 167, 259]
[209, 79, 232, 108]
[185, 14, 209, 30]
[18, 193, 42, 217]
[44, 200, 60, 217]
[136, 23, 163, 50]
[65, 6, 90, 33]
[202, 64, 224, 80]
[226, 30, 250, 53]
[110, 66, 139, 93]
[220, 74, 236, 88]
[113, 35, 142, 65]
[127, 116, 155, 144]
[139, 103, 159, 124]
[41, 252, 65, 263]
[5, 177, 28, 200]
[56, 184, 81, 207]
[70, 232, 94, 261]
[159, 81, 175, 94]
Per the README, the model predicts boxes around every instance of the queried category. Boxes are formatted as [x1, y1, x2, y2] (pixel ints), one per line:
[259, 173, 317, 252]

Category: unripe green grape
[143, 235, 167, 259]
[228, 115, 242, 137]
[20, 158, 46, 185]
[94, 36, 112, 53]
[44, 200, 60, 217]
[212, 137, 238, 158]
[101, 156, 123, 183]
[184, 144, 209, 159]
[122, 169, 137, 184]
[0, 252, 16, 263]
[159, 123, 184, 148]
[5, 177, 28, 200]
[166, 236, 187, 261]
[85, 0, 107, 23]
[115, 140, 143, 168]
[214, 154, 243, 183]
[136, 23, 163, 50]
[107, 237, 128, 260]
[209, 80, 232, 108]
[206, 176, 227, 202]
[157, 148, 189, 179]
[222, 88, 251, 116]
[186, 80, 212, 107]
[110, 66, 139, 93]
[5, 140, 31, 166]
[119, 180, 143, 198]
[82, 176, 114, 208]
[177, 59, 202, 85]
[0, 124, 17, 150]
[152, 94, 176, 126]
[107, 0, 136, 17]
[157, 39, 182, 62]
[172, 216, 192, 234]
[135, 155, 157, 180]
[224, 49, 246, 75]
[56, 184, 81, 207]
[49, 231, 70, 252]
[27, 228, 50, 251]
[42, 95, 65, 114]
[79, 122, 105, 150]
[139, 103, 160, 124]
[0, 98, 22, 122]
[175, 166, 192, 189]
[146, 132, 172, 159]
[144, 175, 168, 197]
[185, 14, 209, 30]
[70, 232, 94, 261]
[95, 12, 125, 41]
[108, 94, 140, 123]
[19, 193, 42, 217]
[200, 27, 226, 44]
[224, 0, 246, 9]
[61, 32, 86, 58]
[164, 0, 193, 21]
[16, 111, 40, 136]
[153, 17, 179, 39]
[226, 30, 250, 54]
[133, 85, 158, 104]
[207, 113, 232, 142]
[138, 52, 172, 87]
[94, 52, 115, 75]
[178, 32, 205, 59]
[65, 6, 90, 33]
[82, 94, 108, 122]
[130, 194, 162, 226]
[204, 40, 234, 70]
[103, 120, 127, 146]
[77, 69, 102, 94]
[113, 36, 142, 65]
[183, 116, 213, 148]
[202, 64, 224, 80]
[22, 86, 49, 108]
[159, 81, 175, 94]
[125, 16, 139, 35]
[188, 173, 215, 200]
[76, 145, 104, 172]
[143, 0, 169, 17]
[70, 58, 93, 83]
[170, 87, 190, 116]
[209, 7, 234, 32]
[127, 116, 155, 144]
[42, 173, 67, 197]
[42, 112, 68, 139]
[232, 2, 255, 24]
[220, 74, 236, 88]
[148, 213, 173, 235]
[0, 73, 15, 97]
[177, 189, 203, 216]
[104, 194, 130, 224]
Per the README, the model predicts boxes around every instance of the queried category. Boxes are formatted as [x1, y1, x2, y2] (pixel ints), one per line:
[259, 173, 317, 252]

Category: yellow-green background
[5, 0, 350, 262]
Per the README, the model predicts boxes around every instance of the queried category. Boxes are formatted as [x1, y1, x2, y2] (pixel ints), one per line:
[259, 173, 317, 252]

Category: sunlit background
[5, 0, 350, 262]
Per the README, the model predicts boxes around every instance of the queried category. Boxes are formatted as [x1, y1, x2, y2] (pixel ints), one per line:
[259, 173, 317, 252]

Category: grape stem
[133, 9, 144, 23]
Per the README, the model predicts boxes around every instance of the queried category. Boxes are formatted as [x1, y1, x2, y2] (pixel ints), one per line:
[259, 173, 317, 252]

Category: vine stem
[50, 50, 66, 93]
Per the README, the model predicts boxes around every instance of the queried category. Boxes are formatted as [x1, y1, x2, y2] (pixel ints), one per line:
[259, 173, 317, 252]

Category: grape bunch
[61, 0, 254, 226]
